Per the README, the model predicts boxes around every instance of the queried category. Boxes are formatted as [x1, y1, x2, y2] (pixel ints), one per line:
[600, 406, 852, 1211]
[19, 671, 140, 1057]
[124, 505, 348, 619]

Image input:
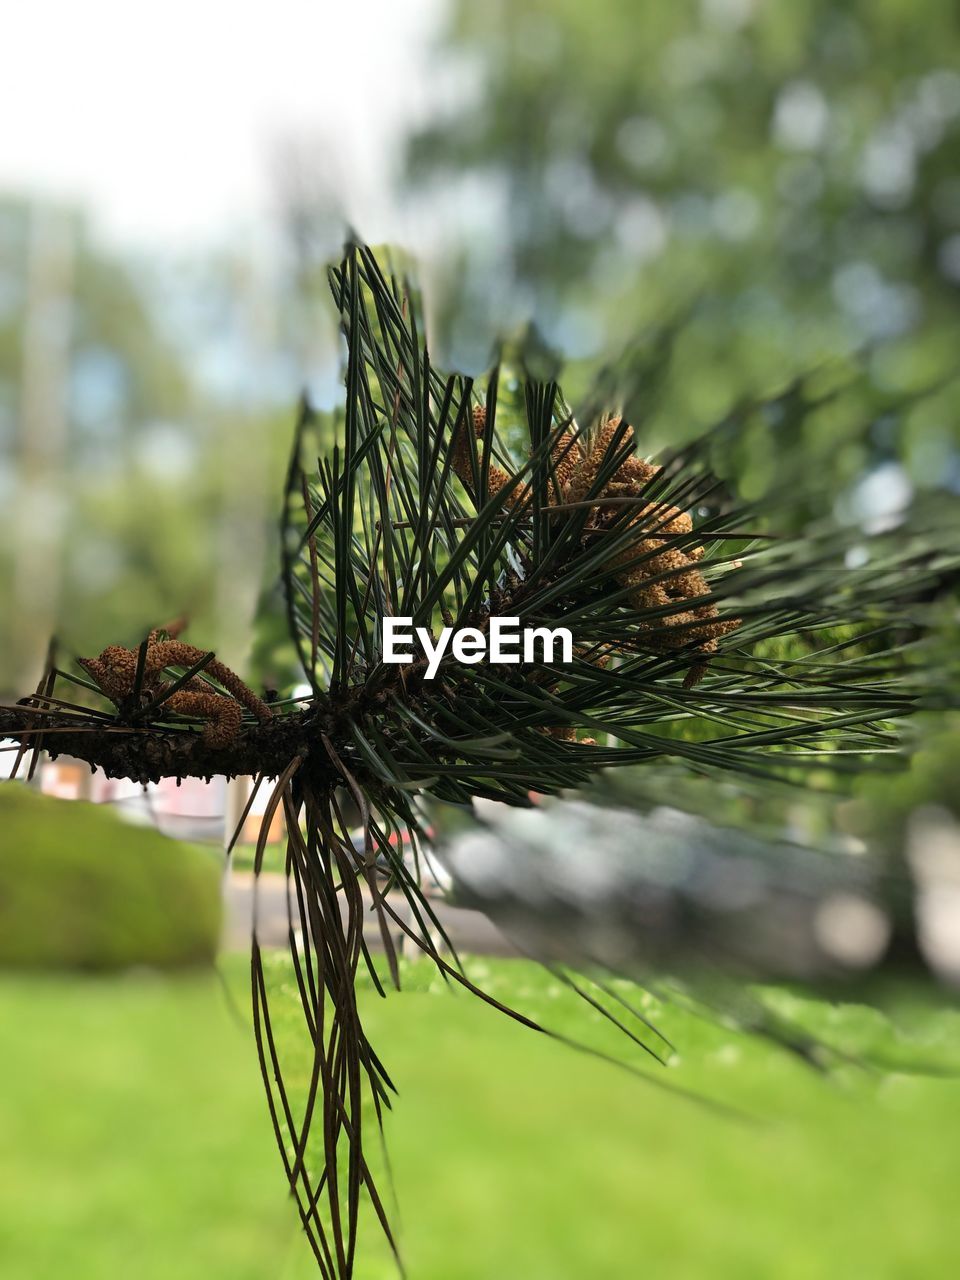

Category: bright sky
[0, 0, 444, 248]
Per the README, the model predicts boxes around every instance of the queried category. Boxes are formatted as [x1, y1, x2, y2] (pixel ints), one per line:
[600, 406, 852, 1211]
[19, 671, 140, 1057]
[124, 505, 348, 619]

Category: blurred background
[4, 0, 960, 695]
[2, 1, 960, 1277]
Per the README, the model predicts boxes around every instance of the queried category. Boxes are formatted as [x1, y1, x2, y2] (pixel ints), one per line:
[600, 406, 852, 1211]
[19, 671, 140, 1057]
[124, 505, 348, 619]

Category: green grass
[229, 840, 286, 876]
[0, 969, 313, 1280]
[2, 953, 960, 1279]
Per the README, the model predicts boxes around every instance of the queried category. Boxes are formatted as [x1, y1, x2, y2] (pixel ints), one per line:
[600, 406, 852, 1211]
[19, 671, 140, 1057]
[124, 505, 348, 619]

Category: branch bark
[0, 705, 327, 786]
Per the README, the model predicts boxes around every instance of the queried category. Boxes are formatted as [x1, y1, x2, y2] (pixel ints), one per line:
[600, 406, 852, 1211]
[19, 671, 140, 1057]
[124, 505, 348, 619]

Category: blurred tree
[407, 0, 960, 487]
[0, 198, 294, 692]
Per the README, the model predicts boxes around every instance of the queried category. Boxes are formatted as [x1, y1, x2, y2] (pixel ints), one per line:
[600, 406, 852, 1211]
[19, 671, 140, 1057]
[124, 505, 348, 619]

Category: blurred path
[223, 871, 518, 956]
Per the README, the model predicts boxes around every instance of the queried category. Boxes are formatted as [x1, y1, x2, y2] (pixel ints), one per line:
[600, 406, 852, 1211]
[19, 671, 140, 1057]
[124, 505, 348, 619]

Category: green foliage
[408, 0, 960, 490]
[0, 786, 221, 970]
[412, 0, 960, 315]
[851, 711, 960, 846]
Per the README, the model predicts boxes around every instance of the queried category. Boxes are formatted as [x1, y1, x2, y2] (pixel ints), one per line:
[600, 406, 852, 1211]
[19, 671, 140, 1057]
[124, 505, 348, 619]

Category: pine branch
[0, 704, 319, 785]
[4, 241, 959, 1280]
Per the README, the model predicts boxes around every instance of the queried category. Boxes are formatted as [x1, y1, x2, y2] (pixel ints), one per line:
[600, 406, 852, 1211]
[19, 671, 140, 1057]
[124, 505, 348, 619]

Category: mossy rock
[0, 785, 222, 970]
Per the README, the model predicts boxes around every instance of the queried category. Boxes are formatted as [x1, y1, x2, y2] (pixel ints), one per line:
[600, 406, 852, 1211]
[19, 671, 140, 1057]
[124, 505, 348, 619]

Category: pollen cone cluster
[78, 621, 273, 747]
[451, 406, 739, 688]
